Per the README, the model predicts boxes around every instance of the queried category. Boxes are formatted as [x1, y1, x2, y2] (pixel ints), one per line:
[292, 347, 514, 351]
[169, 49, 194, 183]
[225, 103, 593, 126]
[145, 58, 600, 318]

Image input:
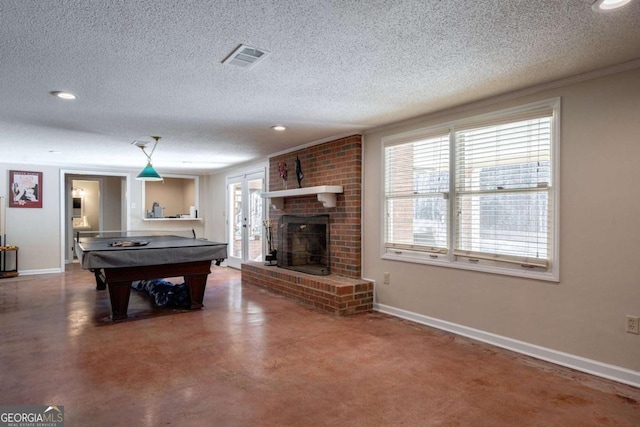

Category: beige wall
[102, 176, 123, 231]
[204, 171, 228, 244]
[0, 164, 61, 272]
[362, 67, 640, 372]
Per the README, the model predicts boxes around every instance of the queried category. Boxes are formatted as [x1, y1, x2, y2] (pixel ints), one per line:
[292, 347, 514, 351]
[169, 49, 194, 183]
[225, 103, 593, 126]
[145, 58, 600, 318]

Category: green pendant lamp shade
[136, 162, 163, 181]
[135, 136, 163, 181]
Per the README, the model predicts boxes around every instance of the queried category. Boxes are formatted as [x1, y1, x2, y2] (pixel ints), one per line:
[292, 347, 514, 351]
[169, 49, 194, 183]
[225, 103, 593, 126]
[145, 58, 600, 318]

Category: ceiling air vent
[222, 44, 270, 69]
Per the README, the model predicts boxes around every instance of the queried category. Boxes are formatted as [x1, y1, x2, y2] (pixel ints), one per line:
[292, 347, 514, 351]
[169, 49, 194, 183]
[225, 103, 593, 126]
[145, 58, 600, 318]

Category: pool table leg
[184, 273, 208, 309]
[107, 280, 131, 320]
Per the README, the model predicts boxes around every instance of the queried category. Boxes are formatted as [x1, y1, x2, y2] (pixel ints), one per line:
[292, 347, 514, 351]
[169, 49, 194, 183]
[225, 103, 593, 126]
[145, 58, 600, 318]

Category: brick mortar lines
[241, 264, 373, 315]
[243, 266, 369, 294]
[268, 135, 362, 278]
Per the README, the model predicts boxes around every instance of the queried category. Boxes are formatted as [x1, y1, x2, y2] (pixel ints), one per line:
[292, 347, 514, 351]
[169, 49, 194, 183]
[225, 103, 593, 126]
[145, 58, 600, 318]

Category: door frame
[59, 169, 130, 267]
[226, 169, 265, 269]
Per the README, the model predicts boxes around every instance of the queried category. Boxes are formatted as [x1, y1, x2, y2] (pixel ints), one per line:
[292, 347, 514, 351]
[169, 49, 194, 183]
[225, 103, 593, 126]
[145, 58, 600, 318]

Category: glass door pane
[247, 177, 264, 262]
[228, 181, 243, 264]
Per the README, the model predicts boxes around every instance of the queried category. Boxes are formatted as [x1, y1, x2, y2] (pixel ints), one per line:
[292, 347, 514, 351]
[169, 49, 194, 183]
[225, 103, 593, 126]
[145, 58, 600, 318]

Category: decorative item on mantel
[278, 162, 288, 190]
[263, 219, 277, 265]
[295, 156, 304, 188]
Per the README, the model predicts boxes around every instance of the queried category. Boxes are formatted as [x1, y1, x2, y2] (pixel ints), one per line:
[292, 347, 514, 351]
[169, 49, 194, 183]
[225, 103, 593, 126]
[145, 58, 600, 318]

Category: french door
[226, 171, 265, 269]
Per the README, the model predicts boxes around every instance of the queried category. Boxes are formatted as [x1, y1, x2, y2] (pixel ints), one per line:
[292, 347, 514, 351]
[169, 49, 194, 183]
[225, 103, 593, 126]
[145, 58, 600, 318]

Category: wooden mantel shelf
[261, 185, 343, 209]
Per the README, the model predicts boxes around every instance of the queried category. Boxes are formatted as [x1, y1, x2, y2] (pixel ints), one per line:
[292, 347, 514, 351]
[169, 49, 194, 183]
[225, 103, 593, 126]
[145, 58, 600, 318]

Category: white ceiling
[1, 0, 639, 174]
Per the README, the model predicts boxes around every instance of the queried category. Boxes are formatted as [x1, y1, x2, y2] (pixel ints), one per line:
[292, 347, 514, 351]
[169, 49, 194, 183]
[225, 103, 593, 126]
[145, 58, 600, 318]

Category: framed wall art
[9, 170, 43, 208]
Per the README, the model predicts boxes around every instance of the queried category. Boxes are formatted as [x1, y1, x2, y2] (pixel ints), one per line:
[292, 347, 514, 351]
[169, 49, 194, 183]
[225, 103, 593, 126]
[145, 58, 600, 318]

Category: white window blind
[384, 132, 450, 254]
[382, 99, 559, 279]
[453, 114, 552, 268]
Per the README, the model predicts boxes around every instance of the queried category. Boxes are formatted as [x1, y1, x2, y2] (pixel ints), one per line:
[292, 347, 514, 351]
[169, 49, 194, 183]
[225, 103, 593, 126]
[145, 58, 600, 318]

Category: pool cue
[1, 196, 3, 247]
[1, 196, 5, 245]
[1, 197, 5, 270]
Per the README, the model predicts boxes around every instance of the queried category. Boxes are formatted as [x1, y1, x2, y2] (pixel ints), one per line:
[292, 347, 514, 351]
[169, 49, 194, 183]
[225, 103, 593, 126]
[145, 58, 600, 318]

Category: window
[383, 99, 559, 281]
[385, 131, 450, 254]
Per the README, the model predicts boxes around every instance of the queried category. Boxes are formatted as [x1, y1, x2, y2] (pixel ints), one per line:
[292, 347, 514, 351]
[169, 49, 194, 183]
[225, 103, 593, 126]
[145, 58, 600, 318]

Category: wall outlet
[383, 272, 390, 285]
[626, 315, 639, 334]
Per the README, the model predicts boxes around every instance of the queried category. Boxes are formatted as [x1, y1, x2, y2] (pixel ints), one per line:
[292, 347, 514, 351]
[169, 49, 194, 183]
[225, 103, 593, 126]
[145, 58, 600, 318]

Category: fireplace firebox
[277, 215, 330, 276]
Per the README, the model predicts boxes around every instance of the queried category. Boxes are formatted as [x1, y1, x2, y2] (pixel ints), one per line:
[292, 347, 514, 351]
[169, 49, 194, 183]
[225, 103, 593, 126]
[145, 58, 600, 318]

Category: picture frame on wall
[9, 170, 43, 208]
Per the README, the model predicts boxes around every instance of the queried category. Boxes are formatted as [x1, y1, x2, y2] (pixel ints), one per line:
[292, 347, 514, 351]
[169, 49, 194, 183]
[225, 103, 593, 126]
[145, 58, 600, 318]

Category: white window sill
[381, 252, 559, 283]
[143, 218, 203, 221]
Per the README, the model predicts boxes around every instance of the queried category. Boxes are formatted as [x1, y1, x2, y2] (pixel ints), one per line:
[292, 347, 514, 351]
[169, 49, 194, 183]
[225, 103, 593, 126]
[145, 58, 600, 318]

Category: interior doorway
[61, 171, 129, 264]
[70, 179, 99, 239]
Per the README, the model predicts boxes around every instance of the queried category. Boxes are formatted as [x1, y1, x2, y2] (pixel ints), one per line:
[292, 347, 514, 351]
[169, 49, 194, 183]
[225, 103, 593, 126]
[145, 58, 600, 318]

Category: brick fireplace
[241, 135, 373, 315]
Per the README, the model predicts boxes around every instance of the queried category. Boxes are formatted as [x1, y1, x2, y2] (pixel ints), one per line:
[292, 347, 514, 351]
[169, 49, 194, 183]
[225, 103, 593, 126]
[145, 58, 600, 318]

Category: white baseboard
[374, 303, 640, 389]
[17, 268, 65, 276]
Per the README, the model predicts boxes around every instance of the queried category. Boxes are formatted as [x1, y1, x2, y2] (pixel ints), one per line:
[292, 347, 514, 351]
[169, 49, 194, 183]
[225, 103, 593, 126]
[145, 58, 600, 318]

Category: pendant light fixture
[135, 136, 163, 181]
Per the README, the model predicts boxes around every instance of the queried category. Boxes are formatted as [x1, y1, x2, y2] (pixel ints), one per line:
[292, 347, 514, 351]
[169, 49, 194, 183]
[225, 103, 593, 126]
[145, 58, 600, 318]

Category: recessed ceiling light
[49, 150, 62, 154]
[271, 125, 286, 131]
[592, 0, 632, 10]
[50, 91, 77, 100]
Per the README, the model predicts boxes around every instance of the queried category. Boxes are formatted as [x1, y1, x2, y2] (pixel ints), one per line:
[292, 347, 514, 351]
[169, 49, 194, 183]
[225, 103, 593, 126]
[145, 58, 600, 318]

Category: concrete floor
[1, 264, 639, 426]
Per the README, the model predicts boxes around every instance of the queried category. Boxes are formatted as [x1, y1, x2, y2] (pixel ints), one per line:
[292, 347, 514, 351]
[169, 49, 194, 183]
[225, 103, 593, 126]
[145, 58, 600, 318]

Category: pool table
[76, 234, 227, 320]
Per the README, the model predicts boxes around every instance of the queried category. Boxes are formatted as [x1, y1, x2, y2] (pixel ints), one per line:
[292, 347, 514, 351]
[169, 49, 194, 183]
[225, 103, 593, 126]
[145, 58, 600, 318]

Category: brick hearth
[242, 262, 373, 316]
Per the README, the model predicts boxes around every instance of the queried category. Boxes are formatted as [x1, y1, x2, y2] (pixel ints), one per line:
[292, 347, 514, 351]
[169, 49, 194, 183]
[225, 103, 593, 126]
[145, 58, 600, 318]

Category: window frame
[381, 98, 560, 282]
[384, 129, 451, 256]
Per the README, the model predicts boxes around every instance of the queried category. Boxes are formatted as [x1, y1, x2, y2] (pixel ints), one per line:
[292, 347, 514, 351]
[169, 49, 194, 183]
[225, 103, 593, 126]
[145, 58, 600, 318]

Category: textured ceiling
[1, 0, 639, 174]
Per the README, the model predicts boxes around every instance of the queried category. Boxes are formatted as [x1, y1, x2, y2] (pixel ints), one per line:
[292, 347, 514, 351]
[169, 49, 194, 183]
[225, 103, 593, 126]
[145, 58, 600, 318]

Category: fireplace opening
[277, 214, 330, 276]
